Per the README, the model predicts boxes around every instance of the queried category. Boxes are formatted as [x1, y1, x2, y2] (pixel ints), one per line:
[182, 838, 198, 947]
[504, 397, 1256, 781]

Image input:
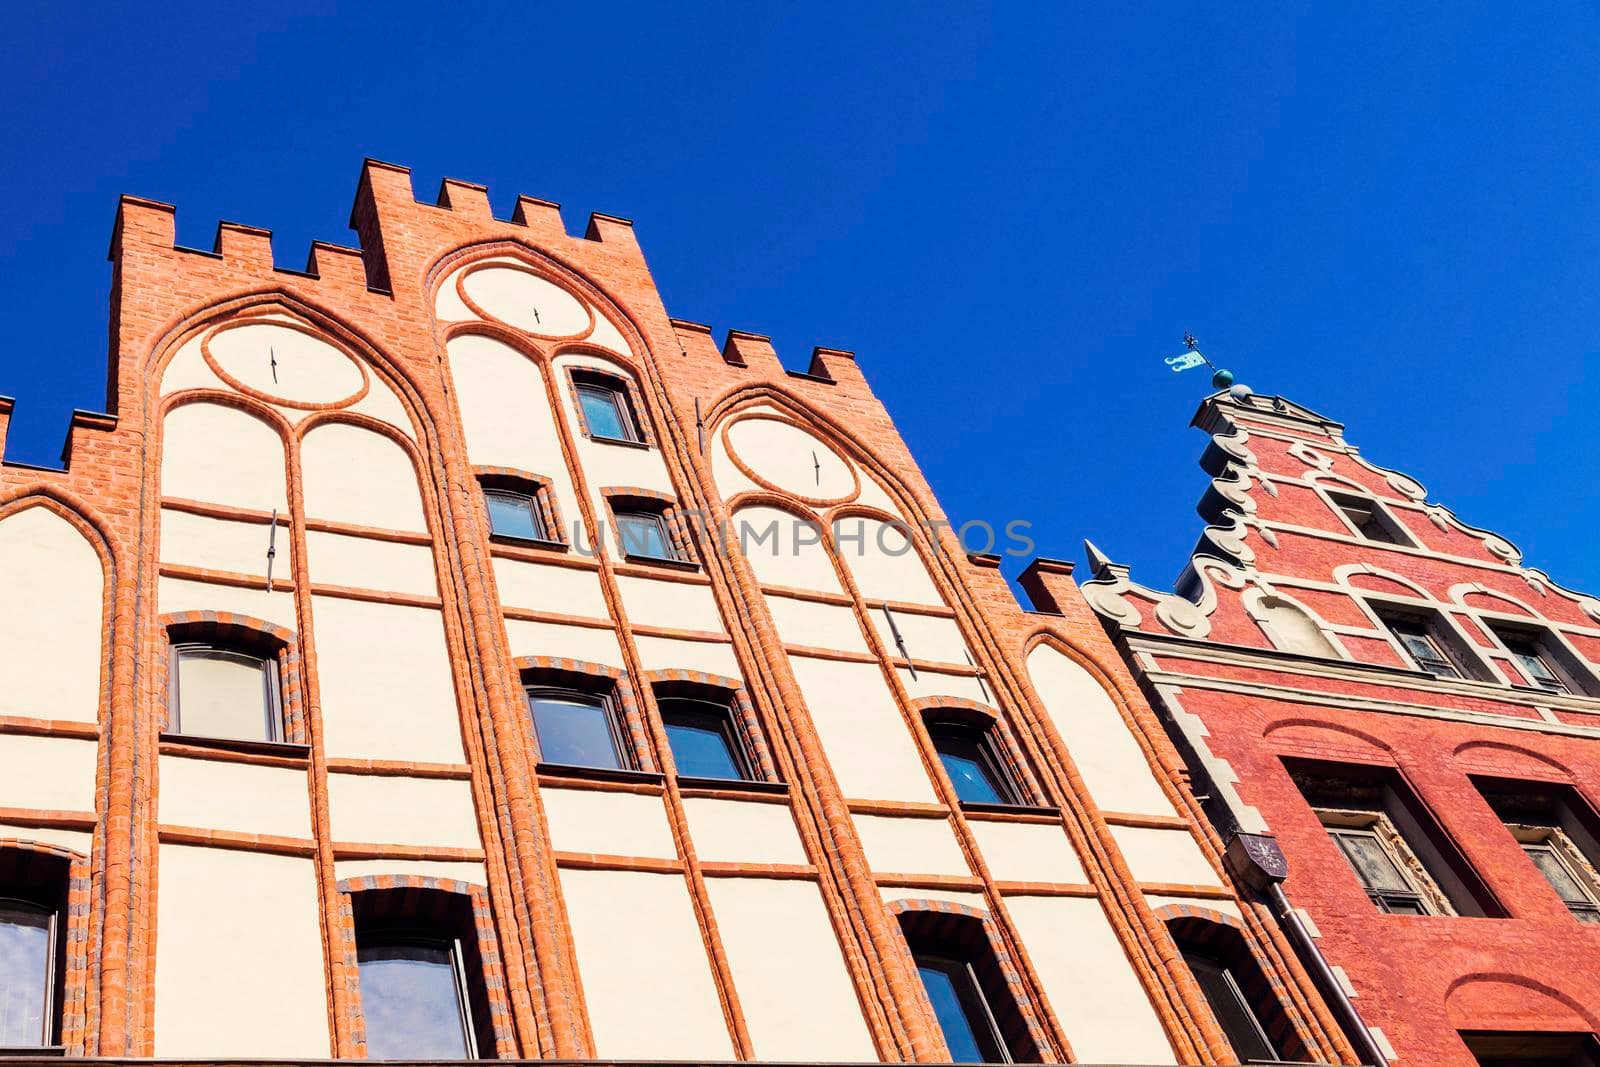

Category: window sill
[959, 800, 1062, 818]
[490, 532, 568, 553]
[536, 762, 665, 788]
[0, 1046, 65, 1057]
[623, 552, 699, 572]
[587, 433, 652, 450]
[160, 733, 311, 762]
[676, 775, 790, 796]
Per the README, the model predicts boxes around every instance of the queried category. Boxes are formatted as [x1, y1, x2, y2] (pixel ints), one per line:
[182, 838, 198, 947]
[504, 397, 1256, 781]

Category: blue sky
[3, 3, 1598, 595]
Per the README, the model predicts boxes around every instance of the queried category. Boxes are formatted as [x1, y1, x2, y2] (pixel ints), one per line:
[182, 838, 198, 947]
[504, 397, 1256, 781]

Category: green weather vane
[1164, 332, 1238, 390]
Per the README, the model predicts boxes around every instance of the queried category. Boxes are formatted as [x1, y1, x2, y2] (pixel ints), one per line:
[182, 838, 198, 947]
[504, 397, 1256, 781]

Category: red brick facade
[1089, 391, 1600, 1065]
[0, 162, 1358, 1064]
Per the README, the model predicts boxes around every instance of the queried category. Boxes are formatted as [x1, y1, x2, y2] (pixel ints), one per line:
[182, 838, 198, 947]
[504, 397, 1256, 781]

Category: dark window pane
[1331, 829, 1413, 893]
[915, 957, 1002, 1063]
[174, 647, 278, 741]
[578, 384, 633, 441]
[528, 691, 623, 769]
[0, 902, 51, 1046]
[1523, 844, 1596, 907]
[617, 512, 674, 560]
[1183, 951, 1277, 1062]
[660, 700, 746, 780]
[485, 491, 542, 541]
[1387, 618, 1462, 678]
[357, 940, 470, 1059]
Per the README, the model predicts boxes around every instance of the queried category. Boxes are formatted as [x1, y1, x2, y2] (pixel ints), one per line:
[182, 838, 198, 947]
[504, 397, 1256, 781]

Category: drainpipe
[1225, 833, 1390, 1067]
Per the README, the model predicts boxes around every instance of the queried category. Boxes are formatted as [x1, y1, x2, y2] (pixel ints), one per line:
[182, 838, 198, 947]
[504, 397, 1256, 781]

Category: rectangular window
[576, 380, 641, 443]
[657, 696, 751, 781]
[1374, 608, 1483, 681]
[526, 687, 629, 770]
[615, 510, 678, 562]
[1461, 1030, 1600, 1065]
[0, 900, 57, 1047]
[1475, 777, 1600, 923]
[1180, 948, 1278, 1062]
[925, 716, 1022, 806]
[1487, 624, 1594, 696]
[169, 643, 283, 743]
[484, 489, 547, 542]
[1327, 490, 1415, 546]
[1288, 758, 1501, 918]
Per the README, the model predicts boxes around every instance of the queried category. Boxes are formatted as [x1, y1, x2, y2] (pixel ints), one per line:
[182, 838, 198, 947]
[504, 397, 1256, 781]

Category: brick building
[1086, 390, 1600, 1065]
[0, 161, 1356, 1064]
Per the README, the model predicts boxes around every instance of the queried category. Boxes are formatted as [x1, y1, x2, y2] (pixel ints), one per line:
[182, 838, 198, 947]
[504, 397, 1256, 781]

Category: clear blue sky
[3, 3, 1598, 596]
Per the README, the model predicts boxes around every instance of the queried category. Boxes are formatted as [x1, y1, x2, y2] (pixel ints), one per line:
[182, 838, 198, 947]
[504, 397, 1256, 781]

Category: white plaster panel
[542, 787, 677, 859]
[684, 799, 808, 866]
[158, 755, 311, 839]
[327, 773, 481, 849]
[300, 422, 428, 533]
[1007, 895, 1176, 1065]
[880, 886, 987, 909]
[503, 618, 624, 669]
[724, 417, 855, 501]
[158, 576, 298, 632]
[559, 868, 736, 1059]
[872, 611, 970, 665]
[970, 820, 1088, 885]
[707, 878, 876, 1060]
[312, 597, 466, 762]
[347, 376, 413, 437]
[153, 846, 330, 1056]
[1110, 825, 1221, 887]
[733, 505, 841, 593]
[334, 859, 489, 885]
[617, 574, 724, 634]
[161, 402, 287, 512]
[0, 736, 97, 813]
[852, 814, 970, 876]
[788, 655, 936, 802]
[854, 472, 900, 514]
[633, 635, 742, 678]
[586, 310, 633, 356]
[160, 509, 283, 577]
[710, 434, 763, 501]
[896, 667, 991, 705]
[305, 530, 437, 596]
[207, 321, 363, 406]
[446, 335, 583, 531]
[1025, 644, 1176, 817]
[1145, 895, 1242, 920]
[159, 337, 226, 394]
[492, 557, 609, 618]
[0, 506, 103, 722]
[0, 825, 90, 856]
[460, 265, 591, 336]
[836, 516, 944, 605]
[765, 594, 869, 653]
[434, 266, 474, 321]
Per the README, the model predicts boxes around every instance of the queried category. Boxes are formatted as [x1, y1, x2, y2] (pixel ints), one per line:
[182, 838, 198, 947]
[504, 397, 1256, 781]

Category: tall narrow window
[352, 888, 494, 1060]
[1180, 948, 1278, 1062]
[574, 375, 642, 444]
[0, 899, 57, 1048]
[1288, 758, 1501, 918]
[1476, 777, 1600, 923]
[615, 509, 680, 563]
[924, 713, 1022, 806]
[897, 911, 1039, 1064]
[0, 850, 69, 1050]
[657, 696, 751, 781]
[526, 686, 629, 770]
[1327, 490, 1415, 546]
[168, 642, 283, 743]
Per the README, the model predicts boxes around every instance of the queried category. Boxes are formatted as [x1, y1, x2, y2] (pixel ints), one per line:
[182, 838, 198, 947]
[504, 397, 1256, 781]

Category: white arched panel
[732, 505, 841, 593]
[0, 506, 104, 722]
[300, 422, 427, 533]
[836, 516, 943, 606]
[161, 402, 287, 512]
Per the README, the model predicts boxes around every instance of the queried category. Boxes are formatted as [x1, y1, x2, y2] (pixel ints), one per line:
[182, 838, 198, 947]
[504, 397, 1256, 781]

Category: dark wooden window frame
[525, 684, 636, 772]
[0, 896, 61, 1051]
[924, 715, 1023, 807]
[1370, 603, 1489, 682]
[571, 370, 645, 446]
[655, 695, 754, 781]
[1326, 489, 1417, 547]
[166, 640, 285, 744]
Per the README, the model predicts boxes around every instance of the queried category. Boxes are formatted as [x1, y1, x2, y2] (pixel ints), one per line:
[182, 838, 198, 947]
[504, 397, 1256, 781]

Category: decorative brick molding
[198, 310, 372, 412]
[453, 260, 597, 342]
